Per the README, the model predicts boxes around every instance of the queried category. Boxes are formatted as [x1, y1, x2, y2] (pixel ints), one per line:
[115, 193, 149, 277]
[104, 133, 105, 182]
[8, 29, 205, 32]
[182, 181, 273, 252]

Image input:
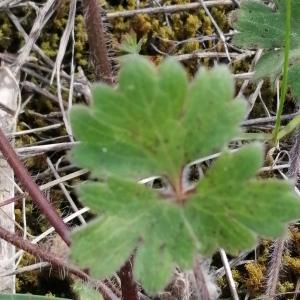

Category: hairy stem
[265, 239, 285, 299]
[0, 225, 120, 300]
[0, 127, 70, 246]
[118, 256, 139, 300]
[273, 0, 291, 142]
[82, 0, 114, 84]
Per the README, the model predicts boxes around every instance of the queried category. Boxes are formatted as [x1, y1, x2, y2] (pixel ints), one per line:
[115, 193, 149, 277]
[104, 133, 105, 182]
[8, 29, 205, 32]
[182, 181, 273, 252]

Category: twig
[0, 102, 15, 116]
[21, 81, 66, 107]
[82, 0, 114, 84]
[7, 123, 63, 137]
[174, 50, 254, 61]
[242, 113, 298, 126]
[16, 141, 79, 156]
[105, 0, 233, 19]
[0, 225, 120, 300]
[0, 127, 71, 245]
[1, 262, 50, 277]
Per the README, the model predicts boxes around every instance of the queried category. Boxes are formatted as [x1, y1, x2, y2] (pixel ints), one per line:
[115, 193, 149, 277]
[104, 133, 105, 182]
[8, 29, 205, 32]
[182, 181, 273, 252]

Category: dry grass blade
[219, 248, 239, 300]
[193, 258, 213, 300]
[105, 0, 233, 19]
[50, 0, 77, 141]
[12, 0, 60, 74]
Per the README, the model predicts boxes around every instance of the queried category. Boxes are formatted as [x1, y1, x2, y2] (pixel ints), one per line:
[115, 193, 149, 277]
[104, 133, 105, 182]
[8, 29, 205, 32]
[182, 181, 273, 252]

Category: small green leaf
[184, 144, 300, 255]
[233, 0, 300, 101]
[118, 31, 145, 55]
[70, 56, 246, 182]
[254, 51, 284, 82]
[73, 282, 102, 300]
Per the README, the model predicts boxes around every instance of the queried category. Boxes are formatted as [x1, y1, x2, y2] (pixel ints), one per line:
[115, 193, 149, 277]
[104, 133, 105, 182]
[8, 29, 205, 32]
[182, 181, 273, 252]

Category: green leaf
[184, 144, 300, 255]
[71, 215, 142, 278]
[70, 56, 300, 295]
[118, 31, 145, 55]
[233, 0, 300, 101]
[254, 50, 284, 82]
[72, 178, 194, 293]
[233, 0, 285, 49]
[73, 282, 102, 300]
[0, 295, 69, 300]
[70, 56, 246, 182]
[288, 61, 300, 100]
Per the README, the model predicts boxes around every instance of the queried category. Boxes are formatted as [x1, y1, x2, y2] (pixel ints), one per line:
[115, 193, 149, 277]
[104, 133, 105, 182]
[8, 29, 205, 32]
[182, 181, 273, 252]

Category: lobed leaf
[184, 144, 300, 255]
[71, 145, 300, 293]
[70, 56, 246, 182]
[70, 56, 300, 295]
[72, 178, 194, 293]
[233, 0, 300, 101]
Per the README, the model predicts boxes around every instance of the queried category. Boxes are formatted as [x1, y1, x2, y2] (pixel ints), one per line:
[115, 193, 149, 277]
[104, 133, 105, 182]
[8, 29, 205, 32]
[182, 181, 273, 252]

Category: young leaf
[70, 55, 246, 183]
[184, 144, 300, 255]
[233, 0, 300, 100]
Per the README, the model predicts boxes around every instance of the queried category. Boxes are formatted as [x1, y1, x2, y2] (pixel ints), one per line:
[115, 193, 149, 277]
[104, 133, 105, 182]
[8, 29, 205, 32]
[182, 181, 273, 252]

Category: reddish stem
[0, 225, 120, 300]
[118, 256, 139, 300]
[0, 127, 70, 246]
[82, 0, 114, 84]
[0, 194, 24, 207]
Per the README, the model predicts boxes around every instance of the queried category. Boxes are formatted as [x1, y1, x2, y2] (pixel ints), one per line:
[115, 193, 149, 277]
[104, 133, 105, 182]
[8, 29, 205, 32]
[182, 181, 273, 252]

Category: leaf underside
[233, 0, 300, 101]
[70, 56, 300, 294]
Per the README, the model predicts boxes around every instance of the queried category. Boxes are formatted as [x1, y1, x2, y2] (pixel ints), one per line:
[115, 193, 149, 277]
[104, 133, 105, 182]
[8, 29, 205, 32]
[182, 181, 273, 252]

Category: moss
[283, 255, 300, 274]
[185, 15, 201, 36]
[181, 41, 200, 53]
[0, 12, 13, 50]
[244, 262, 265, 294]
[277, 281, 294, 294]
[16, 253, 39, 293]
[75, 15, 89, 67]
[132, 14, 153, 35]
[40, 34, 60, 58]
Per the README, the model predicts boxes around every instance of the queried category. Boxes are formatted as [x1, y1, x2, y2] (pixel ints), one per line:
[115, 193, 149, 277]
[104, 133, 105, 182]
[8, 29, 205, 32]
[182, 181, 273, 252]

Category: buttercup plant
[69, 55, 300, 294]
